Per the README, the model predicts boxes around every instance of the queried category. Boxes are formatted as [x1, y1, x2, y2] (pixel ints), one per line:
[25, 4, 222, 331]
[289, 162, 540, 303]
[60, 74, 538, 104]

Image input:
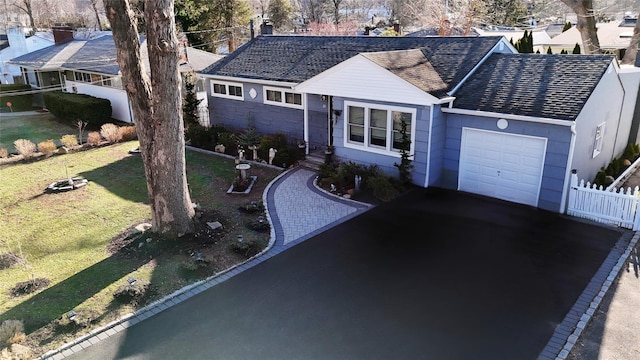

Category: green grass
[0, 114, 79, 150]
[0, 140, 282, 354]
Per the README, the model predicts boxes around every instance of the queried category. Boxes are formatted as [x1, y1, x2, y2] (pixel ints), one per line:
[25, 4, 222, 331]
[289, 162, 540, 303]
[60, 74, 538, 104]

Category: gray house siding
[207, 81, 305, 141]
[428, 104, 447, 187]
[331, 97, 430, 185]
[442, 113, 572, 212]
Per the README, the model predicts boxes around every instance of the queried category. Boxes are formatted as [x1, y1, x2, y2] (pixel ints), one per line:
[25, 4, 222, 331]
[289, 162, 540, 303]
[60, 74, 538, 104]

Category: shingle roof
[201, 35, 504, 85]
[362, 49, 449, 97]
[9, 34, 222, 75]
[452, 53, 615, 120]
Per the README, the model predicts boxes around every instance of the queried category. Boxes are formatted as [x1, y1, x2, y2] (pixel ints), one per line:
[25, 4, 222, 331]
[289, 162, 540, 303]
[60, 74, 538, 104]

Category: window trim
[592, 122, 606, 158]
[343, 100, 416, 157]
[210, 80, 244, 101]
[263, 86, 303, 109]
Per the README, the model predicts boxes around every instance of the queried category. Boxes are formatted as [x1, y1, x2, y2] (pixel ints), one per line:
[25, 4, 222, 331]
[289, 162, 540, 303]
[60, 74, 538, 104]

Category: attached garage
[458, 128, 547, 207]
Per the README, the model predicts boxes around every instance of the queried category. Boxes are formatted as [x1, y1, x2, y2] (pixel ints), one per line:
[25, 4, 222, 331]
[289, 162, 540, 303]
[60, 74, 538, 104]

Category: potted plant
[324, 145, 334, 155]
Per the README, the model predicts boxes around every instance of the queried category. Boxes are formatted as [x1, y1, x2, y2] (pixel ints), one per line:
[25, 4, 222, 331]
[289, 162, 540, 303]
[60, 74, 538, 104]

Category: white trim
[442, 107, 574, 127]
[592, 121, 606, 158]
[303, 93, 309, 152]
[263, 86, 304, 109]
[425, 105, 434, 187]
[560, 122, 577, 213]
[210, 79, 244, 101]
[343, 100, 416, 157]
[200, 74, 297, 88]
[458, 127, 547, 207]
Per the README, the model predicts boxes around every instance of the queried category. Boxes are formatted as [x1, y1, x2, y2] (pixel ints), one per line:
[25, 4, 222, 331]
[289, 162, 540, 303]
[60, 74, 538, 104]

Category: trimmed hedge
[0, 84, 33, 112]
[43, 91, 112, 128]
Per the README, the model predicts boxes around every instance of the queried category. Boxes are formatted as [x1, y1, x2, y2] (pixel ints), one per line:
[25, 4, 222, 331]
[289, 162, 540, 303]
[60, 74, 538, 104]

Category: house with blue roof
[198, 34, 640, 213]
[8, 26, 223, 123]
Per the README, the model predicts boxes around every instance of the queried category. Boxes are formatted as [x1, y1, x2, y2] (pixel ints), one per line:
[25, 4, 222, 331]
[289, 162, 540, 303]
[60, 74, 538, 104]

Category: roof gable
[452, 53, 615, 120]
[295, 54, 442, 104]
[361, 49, 448, 97]
[200, 35, 505, 84]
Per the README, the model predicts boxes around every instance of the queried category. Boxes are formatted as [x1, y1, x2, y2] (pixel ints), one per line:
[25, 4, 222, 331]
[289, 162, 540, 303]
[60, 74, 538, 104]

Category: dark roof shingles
[201, 36, 503, 89]
[452, 53, 614, 120]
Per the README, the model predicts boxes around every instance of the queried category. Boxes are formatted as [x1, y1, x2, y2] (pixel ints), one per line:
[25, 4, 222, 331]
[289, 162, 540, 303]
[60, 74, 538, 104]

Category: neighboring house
[199, 35, 640, 213]
[0, 28, 54, 84]
[545, 18, 637, 58]
[474, 26, 551, 53]
[8, 26, 223, 123]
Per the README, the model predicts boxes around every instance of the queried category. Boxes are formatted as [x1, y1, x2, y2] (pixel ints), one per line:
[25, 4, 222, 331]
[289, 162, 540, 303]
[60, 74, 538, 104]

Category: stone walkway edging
[553, 230, 640, 360]
[534, 230, 638, 360]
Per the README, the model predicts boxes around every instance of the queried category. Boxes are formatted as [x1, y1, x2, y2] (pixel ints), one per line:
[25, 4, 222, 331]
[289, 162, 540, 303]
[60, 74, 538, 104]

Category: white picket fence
[567, 172, 640, 230]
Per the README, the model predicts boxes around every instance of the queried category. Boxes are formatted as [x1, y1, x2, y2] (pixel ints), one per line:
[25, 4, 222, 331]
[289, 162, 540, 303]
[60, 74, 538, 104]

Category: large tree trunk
[621, 17, 640, 65]
[561, 0, 601, 54]
[104, 0, 195, 237]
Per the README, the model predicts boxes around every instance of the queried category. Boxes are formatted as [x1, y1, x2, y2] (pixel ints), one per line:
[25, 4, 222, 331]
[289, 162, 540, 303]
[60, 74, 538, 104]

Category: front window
[211, 81, 244, 100]
[344, 101, 415, 155]
[264, 86, 303, 108]
[348, 106, 365, 144]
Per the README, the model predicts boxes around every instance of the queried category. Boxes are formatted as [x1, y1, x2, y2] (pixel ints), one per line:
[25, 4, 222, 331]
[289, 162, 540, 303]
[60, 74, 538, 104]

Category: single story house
[199, 35, 639, 213]
[0, 28, 55, 84]
[8, 26, 223, 123]
[545, 18, 637, 58]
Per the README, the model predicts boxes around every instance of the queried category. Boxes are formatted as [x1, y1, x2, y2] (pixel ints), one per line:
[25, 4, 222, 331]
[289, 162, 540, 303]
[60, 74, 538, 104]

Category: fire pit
[46, 177, 88, 193]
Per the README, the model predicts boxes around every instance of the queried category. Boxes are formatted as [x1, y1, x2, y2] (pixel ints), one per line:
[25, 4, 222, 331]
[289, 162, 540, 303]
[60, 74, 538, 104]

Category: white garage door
[458, 128, 547, 207]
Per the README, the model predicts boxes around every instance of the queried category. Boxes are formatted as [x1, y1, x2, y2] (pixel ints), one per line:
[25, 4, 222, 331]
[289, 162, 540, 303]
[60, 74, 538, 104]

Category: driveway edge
[536, 230, 638, 360]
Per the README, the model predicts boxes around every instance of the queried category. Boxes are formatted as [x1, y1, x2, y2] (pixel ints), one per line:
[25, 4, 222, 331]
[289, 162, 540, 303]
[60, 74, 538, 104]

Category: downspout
[560, 121, 577, 213]
[611, 72, 626, 161]
[424, 105, 434, 187]
[303, 93, 309, 153]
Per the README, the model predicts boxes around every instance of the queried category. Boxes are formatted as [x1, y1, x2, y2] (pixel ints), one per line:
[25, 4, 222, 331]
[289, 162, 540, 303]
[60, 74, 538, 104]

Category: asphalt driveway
[66, 187, 624, 360]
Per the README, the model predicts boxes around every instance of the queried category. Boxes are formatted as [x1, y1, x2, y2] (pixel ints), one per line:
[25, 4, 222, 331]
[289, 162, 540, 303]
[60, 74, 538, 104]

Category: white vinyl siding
[344, 100, 415, 156]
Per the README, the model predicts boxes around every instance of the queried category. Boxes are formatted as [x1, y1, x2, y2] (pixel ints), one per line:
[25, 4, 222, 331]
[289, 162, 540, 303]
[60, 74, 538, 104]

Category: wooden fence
[567, 171, 640, 230]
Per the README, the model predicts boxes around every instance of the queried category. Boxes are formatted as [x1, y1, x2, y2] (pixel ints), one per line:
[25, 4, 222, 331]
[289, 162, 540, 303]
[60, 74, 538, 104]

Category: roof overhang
[442, 107, 575, 127]
[295, 53, 441, 105]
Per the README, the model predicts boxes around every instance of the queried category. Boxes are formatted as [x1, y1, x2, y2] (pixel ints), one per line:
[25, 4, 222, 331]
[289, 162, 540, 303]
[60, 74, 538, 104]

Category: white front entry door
[458, 128, 547, 207]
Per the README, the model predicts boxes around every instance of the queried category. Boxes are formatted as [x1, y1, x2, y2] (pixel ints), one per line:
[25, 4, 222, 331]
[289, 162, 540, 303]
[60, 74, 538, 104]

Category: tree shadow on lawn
[0, 241, 150, 336]
[78, 154, 149, 204]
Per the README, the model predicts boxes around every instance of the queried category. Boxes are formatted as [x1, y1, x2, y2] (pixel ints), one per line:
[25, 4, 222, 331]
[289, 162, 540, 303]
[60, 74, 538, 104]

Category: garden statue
[238, 148, 245, 160]
[248, 145, 258, 161]
[269, 148, 277, 165]
[214, 144, 225, 153]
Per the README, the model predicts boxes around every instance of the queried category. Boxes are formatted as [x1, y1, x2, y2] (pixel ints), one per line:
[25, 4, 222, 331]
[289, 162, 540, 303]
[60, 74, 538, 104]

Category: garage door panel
[459, 129, 546, 207]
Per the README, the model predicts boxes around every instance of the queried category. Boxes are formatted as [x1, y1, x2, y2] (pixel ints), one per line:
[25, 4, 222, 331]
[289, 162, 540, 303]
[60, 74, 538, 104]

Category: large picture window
[344, 101, 415, 155]
[210, 81, 244, 100]
[263, 86, 303, 108]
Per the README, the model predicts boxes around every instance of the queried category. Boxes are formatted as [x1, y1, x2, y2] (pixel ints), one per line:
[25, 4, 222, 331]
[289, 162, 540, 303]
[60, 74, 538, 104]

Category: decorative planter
[46, 177, 88, 193]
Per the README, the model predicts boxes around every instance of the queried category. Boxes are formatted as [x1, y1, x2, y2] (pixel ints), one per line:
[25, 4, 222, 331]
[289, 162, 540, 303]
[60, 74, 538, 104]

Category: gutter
[441, 107, 573, 127]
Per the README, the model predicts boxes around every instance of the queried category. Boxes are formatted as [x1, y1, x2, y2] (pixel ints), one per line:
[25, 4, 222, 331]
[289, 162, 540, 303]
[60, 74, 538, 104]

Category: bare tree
[90, 0, 103, 30]
[621, 15, 640, 65]
[104, 0, 195, 237]
[12, 0, 36, 31]
[560, 0, 602, 54]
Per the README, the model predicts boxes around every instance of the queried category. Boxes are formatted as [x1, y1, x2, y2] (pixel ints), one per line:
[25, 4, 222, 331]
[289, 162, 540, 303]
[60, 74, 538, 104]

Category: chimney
[260, 20, 273, 35]
[52, 24, 73, 45]
[393, 21, 400, 34]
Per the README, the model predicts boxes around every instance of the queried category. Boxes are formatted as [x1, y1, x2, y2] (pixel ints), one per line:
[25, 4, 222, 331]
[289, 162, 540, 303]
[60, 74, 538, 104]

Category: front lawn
[0, 141, 282, 357]
[0, 113, 79, 150]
